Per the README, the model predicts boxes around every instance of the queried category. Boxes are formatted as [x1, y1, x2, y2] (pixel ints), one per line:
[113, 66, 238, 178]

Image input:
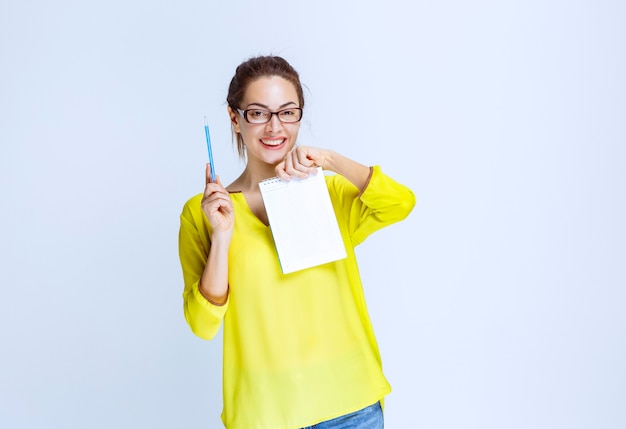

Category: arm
[198, 163, 233, 305]
[275, 146, 370, 192]
[179, 211, 226, 340]
[341, 165, 415, 245]
[276, 146, 415, 245]
[178, 164, 234, 340]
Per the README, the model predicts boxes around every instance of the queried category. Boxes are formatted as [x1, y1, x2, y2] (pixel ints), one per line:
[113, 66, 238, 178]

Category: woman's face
[230, 76, 301, 167]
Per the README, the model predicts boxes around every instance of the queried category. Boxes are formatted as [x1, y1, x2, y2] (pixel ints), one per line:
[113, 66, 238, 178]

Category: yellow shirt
[179, 166, 415, 429]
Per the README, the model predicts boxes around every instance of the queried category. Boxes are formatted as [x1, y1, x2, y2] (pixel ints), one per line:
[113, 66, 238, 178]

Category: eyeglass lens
[244, 108, 302, 124]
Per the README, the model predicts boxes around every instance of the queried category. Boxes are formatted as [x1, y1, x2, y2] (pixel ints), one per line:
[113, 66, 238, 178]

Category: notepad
[259, 167, 347, 274]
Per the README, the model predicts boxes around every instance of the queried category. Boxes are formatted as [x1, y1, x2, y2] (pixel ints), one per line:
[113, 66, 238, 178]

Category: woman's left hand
[275, 146, 330, 180]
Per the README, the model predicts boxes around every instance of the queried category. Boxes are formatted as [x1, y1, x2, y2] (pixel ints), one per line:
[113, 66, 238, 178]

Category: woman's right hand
[201, 163, 234, 235]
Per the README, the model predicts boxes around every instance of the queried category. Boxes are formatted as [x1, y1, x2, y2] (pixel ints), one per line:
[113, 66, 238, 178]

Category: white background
[1, 1, 625, 428]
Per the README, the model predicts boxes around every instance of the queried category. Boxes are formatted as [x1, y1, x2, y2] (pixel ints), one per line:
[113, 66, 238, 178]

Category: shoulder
[182, 192, 203, 210]
[180, 192, 242, 222]
[180, 193, 204, 223]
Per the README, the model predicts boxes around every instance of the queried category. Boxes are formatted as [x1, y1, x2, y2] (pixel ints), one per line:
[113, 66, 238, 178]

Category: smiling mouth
[260, 138, 286, 147]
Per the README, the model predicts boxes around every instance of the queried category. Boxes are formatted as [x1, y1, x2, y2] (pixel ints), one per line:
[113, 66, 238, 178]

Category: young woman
[179, 55, 415, 429]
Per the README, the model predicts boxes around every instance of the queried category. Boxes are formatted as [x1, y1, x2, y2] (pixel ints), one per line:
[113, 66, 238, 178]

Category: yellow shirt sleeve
[328, 165, 416, 246]
[179, 195, 229, 340]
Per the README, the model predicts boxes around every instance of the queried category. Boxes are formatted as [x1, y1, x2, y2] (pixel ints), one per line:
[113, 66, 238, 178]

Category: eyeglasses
[237, 107, 303, 124]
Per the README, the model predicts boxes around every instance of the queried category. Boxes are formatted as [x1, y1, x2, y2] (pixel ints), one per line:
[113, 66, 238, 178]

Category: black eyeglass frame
[236, 107, 303, 124]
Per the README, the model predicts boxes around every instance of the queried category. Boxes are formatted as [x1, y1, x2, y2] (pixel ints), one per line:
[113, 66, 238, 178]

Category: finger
[202, 194, 233, 215]
[203, 188, 229, 204]
[275, 160, 290, 180]
[205, 198, 233, 215]
[207, 188, 231, 201]
[203, 182, 216, 198]
[295, 147, 314, 166]
[275, 161, 290, 181]
[284, 151, 295, 173]
[295, 149, 318, 174]
[290, 155, 313, 178]
[204, 177, 227, 194]
[205, 163, 211, 185]
[298, 147, 323, 172]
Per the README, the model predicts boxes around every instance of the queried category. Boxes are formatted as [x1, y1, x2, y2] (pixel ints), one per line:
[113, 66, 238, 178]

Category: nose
[265, 113, 283, 132]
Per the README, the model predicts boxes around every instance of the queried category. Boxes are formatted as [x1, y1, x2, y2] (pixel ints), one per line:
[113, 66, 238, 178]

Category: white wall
[1, 1, 624, 428]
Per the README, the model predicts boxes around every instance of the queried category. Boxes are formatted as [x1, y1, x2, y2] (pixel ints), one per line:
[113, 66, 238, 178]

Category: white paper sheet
[259, 168, 347, 274]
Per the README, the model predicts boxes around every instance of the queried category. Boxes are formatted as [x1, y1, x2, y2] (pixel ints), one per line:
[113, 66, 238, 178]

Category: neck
[228, 160, 277, 192]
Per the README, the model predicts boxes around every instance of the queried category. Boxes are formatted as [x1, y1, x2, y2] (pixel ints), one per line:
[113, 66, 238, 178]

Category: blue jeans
[300, 402, 384, 429]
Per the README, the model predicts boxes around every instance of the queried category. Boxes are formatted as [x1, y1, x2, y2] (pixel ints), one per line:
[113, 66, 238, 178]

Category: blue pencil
[204, 117, 216, 182]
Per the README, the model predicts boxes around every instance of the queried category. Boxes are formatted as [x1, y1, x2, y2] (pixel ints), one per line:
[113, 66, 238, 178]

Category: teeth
[261, 139, 284, 146]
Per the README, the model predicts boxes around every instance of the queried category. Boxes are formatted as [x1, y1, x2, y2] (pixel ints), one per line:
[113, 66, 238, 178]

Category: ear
[227, 106, 241, 133]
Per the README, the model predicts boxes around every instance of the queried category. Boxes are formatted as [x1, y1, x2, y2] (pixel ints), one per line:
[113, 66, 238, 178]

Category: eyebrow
[244, 101, 298, 110]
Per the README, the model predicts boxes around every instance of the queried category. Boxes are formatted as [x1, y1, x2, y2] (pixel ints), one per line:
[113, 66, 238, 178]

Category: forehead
[243, 76, 299, 107]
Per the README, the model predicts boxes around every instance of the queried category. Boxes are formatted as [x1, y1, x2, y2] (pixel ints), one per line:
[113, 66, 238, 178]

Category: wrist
[320, 150, 336, 171]
[211, 229, 233, 244]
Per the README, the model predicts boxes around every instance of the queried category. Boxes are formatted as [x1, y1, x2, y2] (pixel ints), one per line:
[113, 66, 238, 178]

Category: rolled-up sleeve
[329, 166, 416, 246]
[179, 196, 228, 340]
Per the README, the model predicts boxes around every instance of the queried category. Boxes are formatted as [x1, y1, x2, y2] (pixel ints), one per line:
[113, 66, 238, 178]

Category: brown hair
[227, 55, 305, 158]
